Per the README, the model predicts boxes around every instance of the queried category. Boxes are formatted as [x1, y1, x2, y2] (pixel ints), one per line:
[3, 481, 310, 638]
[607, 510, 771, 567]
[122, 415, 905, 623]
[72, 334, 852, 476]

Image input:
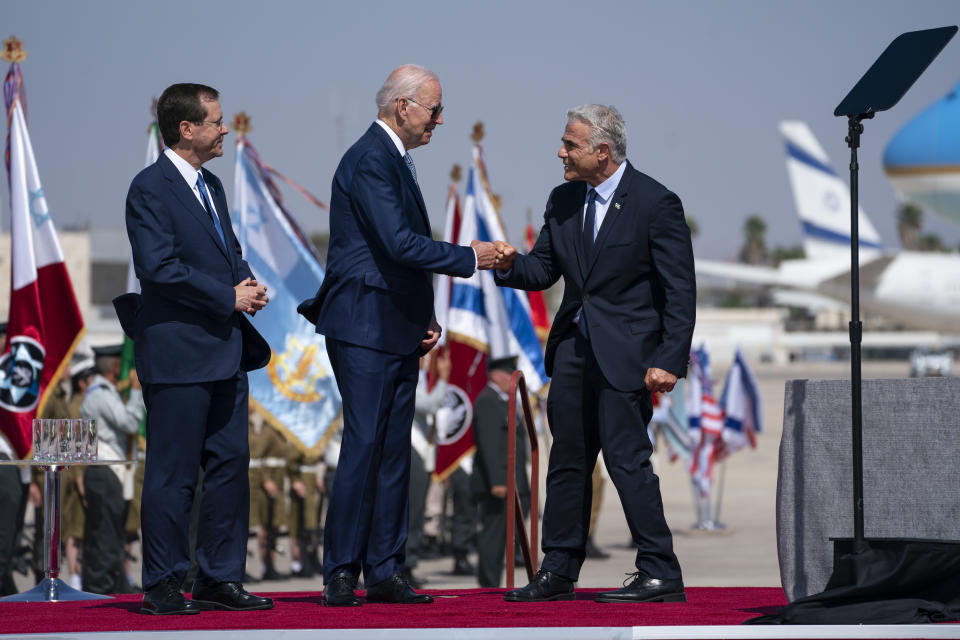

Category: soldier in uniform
[81, 345, 144, 594]
[248, 412, 289, 580]
[471, 356, 530, 588]
[287, 445, 323, 578]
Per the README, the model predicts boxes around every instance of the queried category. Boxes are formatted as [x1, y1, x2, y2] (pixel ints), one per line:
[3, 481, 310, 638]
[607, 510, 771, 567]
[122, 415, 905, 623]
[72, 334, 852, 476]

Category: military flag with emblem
[438, 124, 549, 479]
[231, 113, 341, 453]
[0, 37, 85, 458]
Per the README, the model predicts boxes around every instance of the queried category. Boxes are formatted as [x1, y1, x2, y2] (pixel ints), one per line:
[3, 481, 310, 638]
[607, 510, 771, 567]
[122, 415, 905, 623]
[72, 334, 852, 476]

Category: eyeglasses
[194, 118, 225, 130]
[403, 97, 443, 120]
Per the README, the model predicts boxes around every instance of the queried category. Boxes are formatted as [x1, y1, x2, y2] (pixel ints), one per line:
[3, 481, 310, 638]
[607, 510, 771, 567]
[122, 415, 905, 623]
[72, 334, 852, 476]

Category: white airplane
[696, 121, 960, 332]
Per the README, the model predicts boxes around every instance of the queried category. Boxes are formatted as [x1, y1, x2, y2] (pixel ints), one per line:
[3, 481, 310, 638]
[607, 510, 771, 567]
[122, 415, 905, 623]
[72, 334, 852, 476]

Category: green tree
[771, 245, 805, 267]
[685, 215, 699, 238]
[896, 202, 923, 250]
[916, 232, 948, 252]
[738, 215, 768, 265]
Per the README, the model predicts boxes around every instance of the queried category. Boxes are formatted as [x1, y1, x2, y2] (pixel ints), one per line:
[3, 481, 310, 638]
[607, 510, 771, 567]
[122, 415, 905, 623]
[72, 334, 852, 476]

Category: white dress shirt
[163, 147, 219, 217]
[582, 160, 627, 239]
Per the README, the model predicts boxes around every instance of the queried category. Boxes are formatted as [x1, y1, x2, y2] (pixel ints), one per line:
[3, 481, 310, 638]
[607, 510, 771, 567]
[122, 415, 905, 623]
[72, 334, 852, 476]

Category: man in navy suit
[123, 83, 273, 615]
[495, 104, 696, 603]
[298, 64, 502, 606]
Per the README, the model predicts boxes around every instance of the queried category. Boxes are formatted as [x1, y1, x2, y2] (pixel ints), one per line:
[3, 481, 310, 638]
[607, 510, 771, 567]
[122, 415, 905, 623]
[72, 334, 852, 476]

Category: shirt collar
[486, 381, 510, 402]
[375, 119, 406, 157]
[590, 160, 627, 203]
[88, 373, 118, 395]
[164, 147, 204, 187]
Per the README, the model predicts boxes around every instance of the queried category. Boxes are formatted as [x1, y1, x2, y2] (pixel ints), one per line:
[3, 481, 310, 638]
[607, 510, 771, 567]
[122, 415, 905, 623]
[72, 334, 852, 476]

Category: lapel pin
[614, 202, 622, 210]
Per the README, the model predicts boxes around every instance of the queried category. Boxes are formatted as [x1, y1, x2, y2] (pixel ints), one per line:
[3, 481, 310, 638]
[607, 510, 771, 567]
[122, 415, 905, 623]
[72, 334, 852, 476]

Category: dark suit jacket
[470, 384, 530, 497]
[121, 152, 270, 384]
[298, 123, 475, 354]
[496, 162, 696, 391]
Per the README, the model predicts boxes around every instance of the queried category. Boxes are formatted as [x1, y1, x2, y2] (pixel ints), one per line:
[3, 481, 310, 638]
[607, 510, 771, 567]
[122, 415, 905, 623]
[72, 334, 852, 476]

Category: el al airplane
[696, 121, 960, 332]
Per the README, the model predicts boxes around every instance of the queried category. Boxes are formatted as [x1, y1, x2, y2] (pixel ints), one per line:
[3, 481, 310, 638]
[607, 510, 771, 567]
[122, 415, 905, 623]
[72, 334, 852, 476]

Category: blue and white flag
[232, 138, 340, 453]
[719, 347, 763, 454]
[447, 147, 547, 392]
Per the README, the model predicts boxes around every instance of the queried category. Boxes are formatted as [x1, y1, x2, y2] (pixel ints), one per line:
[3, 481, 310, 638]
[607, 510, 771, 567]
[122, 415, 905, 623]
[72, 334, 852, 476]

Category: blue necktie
[404, 152, 418, 184]
[196, 172, 226, 250]
[582, 188, 598, 257]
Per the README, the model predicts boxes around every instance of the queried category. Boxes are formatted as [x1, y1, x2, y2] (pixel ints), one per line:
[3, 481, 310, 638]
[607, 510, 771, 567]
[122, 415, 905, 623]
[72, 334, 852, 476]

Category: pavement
[14, 359, 911, 595]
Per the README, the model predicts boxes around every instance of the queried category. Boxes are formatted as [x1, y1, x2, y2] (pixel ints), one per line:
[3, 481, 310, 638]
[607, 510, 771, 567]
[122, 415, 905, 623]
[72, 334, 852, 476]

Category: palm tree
[896, 203, 922, 250]
[738, 215, 768, 265]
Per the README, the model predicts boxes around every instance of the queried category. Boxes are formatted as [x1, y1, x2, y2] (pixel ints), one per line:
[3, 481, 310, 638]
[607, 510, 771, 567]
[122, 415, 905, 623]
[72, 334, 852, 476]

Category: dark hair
[157, 83, 219, 147]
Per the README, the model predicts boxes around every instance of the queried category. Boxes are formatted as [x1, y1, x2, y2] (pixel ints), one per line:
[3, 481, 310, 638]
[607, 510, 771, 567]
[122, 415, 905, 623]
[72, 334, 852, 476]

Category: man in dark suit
[123, 83, 273, 615]
[471, 356, 530, 588]
[298, 64, 502, 606]
[495, 104, 696, 603]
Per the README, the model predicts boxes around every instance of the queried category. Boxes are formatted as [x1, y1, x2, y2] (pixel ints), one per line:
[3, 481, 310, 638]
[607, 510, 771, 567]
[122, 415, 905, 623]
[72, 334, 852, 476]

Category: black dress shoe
[365, 574, 433, 604]
[191, 581, 274, 611]
[585, 536, 610, 559]
[140, 577, 201, 615]
[503, 570, 574, 602]
[323, 573, 361, 607]
[451, 555, 475, 576]
[594, 572, 686, 603]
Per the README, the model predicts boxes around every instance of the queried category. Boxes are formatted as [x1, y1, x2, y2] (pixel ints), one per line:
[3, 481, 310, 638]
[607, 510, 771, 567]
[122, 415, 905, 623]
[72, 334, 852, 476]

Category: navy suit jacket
[120, 153, 270, 384]
[299, 123, 475, 354]
[496, 163, 696, 391]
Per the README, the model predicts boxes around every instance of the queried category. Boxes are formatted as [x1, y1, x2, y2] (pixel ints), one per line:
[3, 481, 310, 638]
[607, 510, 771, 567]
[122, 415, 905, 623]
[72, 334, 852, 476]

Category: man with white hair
[495, 104, 696, 603]
[298, 64, 504, 606]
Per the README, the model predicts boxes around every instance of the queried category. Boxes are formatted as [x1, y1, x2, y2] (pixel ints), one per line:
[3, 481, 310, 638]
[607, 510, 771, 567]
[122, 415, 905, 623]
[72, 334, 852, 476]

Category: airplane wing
[696, 259, 781, 286]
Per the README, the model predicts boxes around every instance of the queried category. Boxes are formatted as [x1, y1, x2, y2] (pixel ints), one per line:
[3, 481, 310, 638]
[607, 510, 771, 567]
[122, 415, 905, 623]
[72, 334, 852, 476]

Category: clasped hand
[234, 277, 269, 315]
[471, 239, 518, 270]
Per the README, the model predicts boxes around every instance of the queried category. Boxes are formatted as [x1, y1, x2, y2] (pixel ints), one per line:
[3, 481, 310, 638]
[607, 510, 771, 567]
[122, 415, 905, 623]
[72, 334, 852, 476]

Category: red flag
[0, 60, 85, 457]
[524, 222, 550, 342]
[431, 180, 485, 481]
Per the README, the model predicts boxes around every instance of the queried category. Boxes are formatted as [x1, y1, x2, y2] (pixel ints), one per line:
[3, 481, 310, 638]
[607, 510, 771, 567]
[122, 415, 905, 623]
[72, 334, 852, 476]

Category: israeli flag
[447, 154, 547, 392]
[232, 140, 341, 452]
[719, 347, 763, 453]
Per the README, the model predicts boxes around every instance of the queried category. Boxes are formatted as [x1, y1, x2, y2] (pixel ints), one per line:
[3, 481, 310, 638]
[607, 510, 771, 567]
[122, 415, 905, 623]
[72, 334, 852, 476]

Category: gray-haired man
[495, 104, 696, 603]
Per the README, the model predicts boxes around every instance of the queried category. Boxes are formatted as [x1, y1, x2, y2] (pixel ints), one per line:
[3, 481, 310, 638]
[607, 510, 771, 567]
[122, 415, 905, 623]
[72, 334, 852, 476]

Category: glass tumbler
[32, 419, 42, 461]
[83, 419, 98, 462]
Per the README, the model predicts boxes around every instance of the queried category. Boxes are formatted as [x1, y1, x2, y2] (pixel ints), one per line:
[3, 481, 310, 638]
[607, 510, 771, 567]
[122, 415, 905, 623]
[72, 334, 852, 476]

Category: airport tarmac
[12, 359, 912, 596]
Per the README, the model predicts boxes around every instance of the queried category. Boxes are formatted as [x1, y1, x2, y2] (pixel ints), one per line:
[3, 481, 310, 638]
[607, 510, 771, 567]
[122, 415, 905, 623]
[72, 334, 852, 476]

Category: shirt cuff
[472, 247, 479, 273]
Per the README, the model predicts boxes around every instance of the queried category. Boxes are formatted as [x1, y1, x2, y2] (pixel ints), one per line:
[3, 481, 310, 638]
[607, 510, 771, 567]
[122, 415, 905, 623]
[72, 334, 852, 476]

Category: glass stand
[0, 459, 133, 602]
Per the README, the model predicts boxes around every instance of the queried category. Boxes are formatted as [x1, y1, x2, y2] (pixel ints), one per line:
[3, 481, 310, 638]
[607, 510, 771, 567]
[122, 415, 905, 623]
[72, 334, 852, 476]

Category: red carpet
[0, 587, 786, 634]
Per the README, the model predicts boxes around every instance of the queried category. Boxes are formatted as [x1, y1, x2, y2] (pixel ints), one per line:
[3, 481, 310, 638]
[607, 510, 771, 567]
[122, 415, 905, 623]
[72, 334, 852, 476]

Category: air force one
[884, 79, 960, 227]
[696, 121, 960, 332]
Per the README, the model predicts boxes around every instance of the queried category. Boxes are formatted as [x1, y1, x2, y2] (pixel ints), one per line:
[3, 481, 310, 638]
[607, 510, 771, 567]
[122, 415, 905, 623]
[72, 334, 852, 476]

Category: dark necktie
[196, 172, 226, 249]
[582, 188, 598, 257]
[404, 152, 418, 184]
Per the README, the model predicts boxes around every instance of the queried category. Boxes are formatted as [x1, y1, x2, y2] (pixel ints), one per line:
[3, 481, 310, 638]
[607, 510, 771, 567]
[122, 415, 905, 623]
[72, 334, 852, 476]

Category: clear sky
[4, 0, 960, 259]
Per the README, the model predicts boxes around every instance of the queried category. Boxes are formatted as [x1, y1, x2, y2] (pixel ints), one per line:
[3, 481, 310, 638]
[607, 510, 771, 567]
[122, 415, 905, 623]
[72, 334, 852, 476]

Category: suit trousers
[404, 448, 430, 570]
[81, 466, 128, 594]
[448, 466, 475, 555]
[540, 331, 681, 581]
[476, 491, 531, 588]
[0, 453, 23, 596]
[323, 337, 418, 585]
[140, 373, 250, 590]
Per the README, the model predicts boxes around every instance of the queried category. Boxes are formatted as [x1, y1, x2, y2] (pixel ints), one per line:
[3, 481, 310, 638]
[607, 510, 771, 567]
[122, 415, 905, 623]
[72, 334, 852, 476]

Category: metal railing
[505, 370, 540, 588]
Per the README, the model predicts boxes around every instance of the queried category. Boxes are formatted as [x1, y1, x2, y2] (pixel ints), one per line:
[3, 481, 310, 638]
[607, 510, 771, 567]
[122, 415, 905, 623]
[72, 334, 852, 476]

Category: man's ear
[179, 120, 193, 142]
